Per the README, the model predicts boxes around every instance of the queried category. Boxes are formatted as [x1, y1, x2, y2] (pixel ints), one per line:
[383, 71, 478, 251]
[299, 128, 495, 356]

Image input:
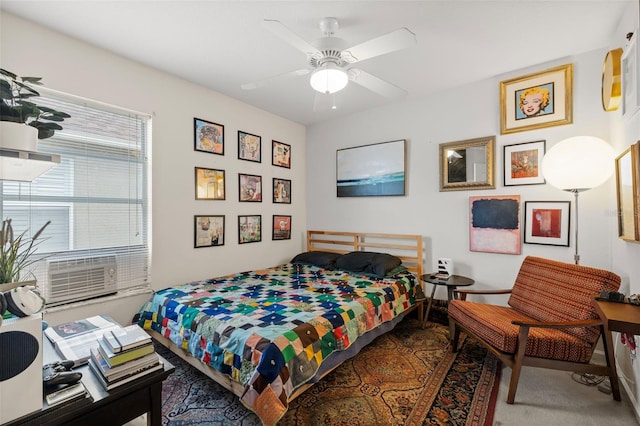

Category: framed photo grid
[194, 118, 224, 155]
[195, 167, 225, 200]
[239, 173, 262, 202]
[500, 64, 573, 134]
[273, 178, 291, 204]
[238, 215, 261, 244]
[524, 201, 571, 246]
[238, 131, 261, 163]
[272, 140, 291, 168]
[194, 215, 225, 248]
[503, 140, 545, 186]
[272, 215, 291, 240]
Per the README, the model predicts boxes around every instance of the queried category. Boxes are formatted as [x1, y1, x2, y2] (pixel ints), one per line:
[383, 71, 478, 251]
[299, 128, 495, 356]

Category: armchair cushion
[448, 300, 594, 362]
[507, 257, 620, 344]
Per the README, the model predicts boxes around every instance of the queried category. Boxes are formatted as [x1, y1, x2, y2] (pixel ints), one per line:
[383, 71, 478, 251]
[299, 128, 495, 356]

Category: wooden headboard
[306, 230, 423, 278]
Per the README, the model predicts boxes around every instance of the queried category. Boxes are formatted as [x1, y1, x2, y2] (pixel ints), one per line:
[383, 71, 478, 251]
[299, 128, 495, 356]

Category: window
[0, 92, 150, 306]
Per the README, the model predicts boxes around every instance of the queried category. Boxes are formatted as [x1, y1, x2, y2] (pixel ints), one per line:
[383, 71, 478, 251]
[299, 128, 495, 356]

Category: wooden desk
[6, 339, 174, 426]
[592, 298, 640, 335]
[591, 297, 640, 403]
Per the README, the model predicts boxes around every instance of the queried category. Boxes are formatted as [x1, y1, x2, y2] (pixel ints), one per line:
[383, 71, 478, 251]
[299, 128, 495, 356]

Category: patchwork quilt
[137, 262, 419, 425]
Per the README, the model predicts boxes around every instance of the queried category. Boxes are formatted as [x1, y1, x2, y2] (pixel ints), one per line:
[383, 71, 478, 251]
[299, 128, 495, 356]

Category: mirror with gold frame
[439, 136, 495, 191]
[615, 141, 640, 242]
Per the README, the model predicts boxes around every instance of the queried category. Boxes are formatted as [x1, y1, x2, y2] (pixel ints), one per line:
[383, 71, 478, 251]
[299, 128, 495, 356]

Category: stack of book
[88, 324, 163, 390]
[44, 315, 123, 366]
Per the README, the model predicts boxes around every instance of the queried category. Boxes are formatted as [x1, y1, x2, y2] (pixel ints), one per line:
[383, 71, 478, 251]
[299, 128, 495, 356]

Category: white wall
[307, 3, 639, 417]
[308, 50, 615, 288]
[0, 12, 307, 323]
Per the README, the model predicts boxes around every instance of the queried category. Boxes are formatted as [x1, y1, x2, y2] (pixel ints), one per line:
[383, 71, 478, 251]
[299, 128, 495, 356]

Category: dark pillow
[335, 251, 402, 278]
[291, 251, 341, 269]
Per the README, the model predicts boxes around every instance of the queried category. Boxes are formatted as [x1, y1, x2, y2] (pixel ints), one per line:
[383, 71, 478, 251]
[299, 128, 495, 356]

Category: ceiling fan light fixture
[310, 64, 348, 94]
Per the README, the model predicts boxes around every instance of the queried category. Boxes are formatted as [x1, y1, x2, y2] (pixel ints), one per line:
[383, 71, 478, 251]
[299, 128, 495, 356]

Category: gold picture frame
[615, 141, 640, 242]
[439, 136, 495, 191]
[500, 63, 573, 134]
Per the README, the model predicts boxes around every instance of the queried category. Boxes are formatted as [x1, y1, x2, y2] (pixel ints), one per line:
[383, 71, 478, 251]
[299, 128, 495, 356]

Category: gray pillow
[291, 251, 341, 269]
[335, 251, 402, 278]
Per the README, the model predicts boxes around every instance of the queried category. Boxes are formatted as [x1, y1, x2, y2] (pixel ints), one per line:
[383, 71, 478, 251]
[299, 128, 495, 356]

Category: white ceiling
[0, 1, 631, 126]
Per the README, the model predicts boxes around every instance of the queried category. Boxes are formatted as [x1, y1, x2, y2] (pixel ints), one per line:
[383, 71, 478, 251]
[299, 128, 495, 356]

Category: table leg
[601, 325, 622, 401]
[147, 382, 163, 426]
[423, 284, 437, 328]
[447, 286, 457, 303]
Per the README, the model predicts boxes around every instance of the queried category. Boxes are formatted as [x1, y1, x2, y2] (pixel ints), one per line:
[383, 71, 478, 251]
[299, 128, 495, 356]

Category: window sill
[43, 287, 153, 314]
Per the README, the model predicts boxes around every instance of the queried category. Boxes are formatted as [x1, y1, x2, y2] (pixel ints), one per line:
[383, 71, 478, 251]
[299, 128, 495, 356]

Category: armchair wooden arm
[456, 288, 512, 301]
[511, 318, 603, 329]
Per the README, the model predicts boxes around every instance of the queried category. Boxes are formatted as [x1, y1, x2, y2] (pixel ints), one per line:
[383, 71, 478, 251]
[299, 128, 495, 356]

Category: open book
[44, 315, 122, 366]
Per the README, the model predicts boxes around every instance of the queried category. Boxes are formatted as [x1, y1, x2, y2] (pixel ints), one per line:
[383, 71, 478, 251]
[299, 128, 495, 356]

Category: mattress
[137, 262, 419, 424]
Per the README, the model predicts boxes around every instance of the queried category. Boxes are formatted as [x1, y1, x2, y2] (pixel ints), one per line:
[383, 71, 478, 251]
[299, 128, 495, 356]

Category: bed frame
[149, 230, 425, 402]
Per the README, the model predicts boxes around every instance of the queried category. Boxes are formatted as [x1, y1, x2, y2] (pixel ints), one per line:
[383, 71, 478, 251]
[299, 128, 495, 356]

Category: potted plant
[0, 218, 51, 292]
[0, 68, 70, 140]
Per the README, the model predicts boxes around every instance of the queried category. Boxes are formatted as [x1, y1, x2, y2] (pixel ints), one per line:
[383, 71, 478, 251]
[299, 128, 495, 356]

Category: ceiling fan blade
[263, 19, 321, 58]
[241, 68, 311, 90]
[341, 28, 416, 64]
[348, 68, 407, 99]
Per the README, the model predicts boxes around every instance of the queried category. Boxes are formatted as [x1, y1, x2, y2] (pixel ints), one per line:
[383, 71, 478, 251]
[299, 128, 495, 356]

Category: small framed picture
[272, 178, 291, 204]
[524, 201, 571, 246]
[500, 63, 573, 134]
[194, 215, 225, 248]
[238, 215, 261, 244]
[272, 215, 291, 240]
[503, 140, 545, 186]
[238, 131, 261, 162]
[194, 118, 224, 155]
[195, 167, 225, 200]
[239, 173, 262, 202]
[272, 140, 291, 168]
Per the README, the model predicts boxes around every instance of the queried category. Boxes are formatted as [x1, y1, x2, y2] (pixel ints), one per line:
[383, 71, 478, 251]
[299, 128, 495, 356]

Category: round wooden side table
[419, 273, 475, 327]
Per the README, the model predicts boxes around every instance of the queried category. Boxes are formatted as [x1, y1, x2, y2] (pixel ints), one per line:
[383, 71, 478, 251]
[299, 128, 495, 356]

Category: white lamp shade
[541, 136, 614, 191]
[310, 65, 348, 94]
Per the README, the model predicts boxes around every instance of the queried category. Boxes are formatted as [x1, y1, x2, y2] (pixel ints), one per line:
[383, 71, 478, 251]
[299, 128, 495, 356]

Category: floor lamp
[541, 136, 614, 265]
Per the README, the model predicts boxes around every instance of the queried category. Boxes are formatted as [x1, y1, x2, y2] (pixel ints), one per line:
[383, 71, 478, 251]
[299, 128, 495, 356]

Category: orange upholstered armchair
[448, 256, 621, 404]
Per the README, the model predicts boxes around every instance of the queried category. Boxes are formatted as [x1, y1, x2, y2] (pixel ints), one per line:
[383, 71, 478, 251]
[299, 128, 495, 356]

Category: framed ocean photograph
[336, 139, 406, 197]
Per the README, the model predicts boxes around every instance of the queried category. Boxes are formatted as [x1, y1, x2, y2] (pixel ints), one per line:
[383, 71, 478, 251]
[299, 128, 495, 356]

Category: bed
[137, 230, 424, 424]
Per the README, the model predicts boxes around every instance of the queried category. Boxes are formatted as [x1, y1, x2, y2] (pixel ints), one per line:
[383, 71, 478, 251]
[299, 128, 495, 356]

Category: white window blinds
[0, 93, 150, 305]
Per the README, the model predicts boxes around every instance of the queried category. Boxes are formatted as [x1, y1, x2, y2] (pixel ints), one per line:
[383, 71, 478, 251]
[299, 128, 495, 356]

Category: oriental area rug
[157, 314, 500, 426]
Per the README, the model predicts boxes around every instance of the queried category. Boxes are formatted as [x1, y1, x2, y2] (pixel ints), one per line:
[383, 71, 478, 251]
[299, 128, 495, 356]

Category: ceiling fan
[241, 17, 417, 108]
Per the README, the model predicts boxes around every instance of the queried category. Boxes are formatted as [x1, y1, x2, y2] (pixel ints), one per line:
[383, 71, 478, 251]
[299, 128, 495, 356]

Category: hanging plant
[0, 68, 70, 139]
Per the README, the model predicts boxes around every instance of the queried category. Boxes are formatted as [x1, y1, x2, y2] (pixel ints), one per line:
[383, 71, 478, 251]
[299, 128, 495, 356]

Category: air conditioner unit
[46, 256, 117, 305]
